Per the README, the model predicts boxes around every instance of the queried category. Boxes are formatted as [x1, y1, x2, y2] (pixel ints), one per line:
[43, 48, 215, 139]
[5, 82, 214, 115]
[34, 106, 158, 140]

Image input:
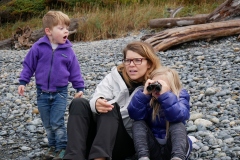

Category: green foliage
[0, 0, 226, 41]
[10, 0, 45, 15]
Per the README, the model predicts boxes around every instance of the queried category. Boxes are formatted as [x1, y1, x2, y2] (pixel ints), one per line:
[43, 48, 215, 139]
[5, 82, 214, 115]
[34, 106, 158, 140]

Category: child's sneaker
[42, 146, 56, 160]
[53, 149, 65, 160]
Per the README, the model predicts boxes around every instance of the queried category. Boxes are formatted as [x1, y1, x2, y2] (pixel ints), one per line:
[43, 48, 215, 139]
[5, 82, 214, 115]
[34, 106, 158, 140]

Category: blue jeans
[37, 86, 68, 151]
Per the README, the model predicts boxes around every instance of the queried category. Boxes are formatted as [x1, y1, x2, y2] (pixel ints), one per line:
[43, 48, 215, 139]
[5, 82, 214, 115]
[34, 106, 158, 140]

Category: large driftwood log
[149, 0, 240, 28]
[143, 19, 240, 52]
[0, 18, 81, 50]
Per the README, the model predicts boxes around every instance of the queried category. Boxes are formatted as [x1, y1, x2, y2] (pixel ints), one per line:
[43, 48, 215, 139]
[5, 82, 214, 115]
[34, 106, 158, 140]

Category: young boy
[18, 11, 84, 160]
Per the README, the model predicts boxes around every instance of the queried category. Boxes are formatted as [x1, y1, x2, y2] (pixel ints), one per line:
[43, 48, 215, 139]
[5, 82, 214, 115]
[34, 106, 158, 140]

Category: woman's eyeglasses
[123, 58, 146, 65]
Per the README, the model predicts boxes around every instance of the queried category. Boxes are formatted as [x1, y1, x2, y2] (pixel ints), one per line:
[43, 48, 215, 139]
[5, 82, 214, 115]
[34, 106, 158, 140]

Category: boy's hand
[74, 91, 83, 98]
[18, 85, 25, 96]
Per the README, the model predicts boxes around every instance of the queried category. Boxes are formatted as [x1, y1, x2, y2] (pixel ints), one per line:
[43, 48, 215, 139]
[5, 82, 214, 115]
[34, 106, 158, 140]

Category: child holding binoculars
[128, 67, 192, 160]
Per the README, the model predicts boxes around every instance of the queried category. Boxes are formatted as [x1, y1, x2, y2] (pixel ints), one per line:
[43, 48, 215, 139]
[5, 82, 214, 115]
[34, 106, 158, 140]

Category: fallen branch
[143, 19, 240, 51]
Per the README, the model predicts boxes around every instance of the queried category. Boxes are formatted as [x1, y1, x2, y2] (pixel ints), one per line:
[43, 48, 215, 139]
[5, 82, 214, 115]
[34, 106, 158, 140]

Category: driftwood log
[142, 19, 240, 52]
[143, 0, 240, 51]
[149, 15, 208, 28]
[0, 18, 81, 50]
[149, 0, 240, 28]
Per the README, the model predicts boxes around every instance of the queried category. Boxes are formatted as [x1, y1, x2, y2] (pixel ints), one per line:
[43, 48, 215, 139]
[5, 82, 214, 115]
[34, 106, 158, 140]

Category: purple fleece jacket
[19, 35, 84, 92]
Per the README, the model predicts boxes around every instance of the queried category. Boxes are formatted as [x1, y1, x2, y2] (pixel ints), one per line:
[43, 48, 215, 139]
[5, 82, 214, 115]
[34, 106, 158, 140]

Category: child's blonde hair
[149, 67, 182, 121]
[42, 11, 70, 29]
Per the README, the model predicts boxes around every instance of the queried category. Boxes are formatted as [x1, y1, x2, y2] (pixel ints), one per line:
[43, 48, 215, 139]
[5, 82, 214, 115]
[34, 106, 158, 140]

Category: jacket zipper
[47, 50, 54, 90]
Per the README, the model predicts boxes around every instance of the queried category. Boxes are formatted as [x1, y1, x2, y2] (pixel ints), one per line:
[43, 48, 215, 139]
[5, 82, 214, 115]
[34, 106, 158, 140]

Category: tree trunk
[144, 19, 240, 52]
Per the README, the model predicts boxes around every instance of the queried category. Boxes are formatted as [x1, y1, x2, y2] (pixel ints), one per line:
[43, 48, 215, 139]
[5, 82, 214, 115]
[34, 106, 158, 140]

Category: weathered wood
[144, 19, 240, 52]
[166, 6, 184, 18]
[207, 0, 240, 22]
[149, 0, 240, 28]
[0, 38, 12, 50]
[13, 26, 33, 49]
[149, 16, 208, 28]
[144, 0, 240, 51]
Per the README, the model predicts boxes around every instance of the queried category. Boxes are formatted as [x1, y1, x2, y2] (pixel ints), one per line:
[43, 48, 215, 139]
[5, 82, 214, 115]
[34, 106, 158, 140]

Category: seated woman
[63, 41, 162, 160]
[128, 67, 192, 160]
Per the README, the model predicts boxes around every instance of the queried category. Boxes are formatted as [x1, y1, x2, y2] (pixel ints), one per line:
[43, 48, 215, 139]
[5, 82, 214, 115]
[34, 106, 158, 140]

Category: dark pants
[64, 98, 135, 160]
[132, 121, 190, 160]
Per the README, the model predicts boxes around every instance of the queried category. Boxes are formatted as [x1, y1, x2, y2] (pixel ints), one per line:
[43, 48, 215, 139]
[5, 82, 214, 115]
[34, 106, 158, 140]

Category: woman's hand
[96, 98, 114, 113]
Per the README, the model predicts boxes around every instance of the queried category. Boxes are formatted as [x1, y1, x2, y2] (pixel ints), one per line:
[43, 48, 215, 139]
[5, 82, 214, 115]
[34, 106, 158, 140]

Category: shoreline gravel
[0, 32, 239, 160]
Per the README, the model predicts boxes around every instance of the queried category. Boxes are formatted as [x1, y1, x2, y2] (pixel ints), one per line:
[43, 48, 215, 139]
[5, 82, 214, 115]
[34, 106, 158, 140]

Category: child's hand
[157, 80, 170, 94]
[74, 91, 83, 98]
[143, 79, 155, 95]
[18, 85, 25, 96]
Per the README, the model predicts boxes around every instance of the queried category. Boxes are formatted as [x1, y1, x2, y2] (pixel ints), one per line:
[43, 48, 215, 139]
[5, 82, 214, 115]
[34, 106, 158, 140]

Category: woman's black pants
[63, 98, 135, 160]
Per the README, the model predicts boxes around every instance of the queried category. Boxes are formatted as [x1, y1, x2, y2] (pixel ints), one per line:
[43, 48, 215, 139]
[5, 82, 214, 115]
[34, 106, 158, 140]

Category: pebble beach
[0, 32, 240, 160]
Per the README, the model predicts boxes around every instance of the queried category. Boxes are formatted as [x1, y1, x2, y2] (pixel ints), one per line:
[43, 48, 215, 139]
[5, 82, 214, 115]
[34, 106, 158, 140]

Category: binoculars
[146, 81, 162, 93]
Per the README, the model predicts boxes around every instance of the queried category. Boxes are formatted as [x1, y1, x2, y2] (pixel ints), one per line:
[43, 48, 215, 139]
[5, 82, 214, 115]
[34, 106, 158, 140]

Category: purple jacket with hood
[128, 89, 190, 139]
[19, 35, 84, 92]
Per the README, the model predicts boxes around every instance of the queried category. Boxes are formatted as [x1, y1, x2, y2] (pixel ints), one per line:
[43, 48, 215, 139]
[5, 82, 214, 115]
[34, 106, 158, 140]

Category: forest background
[0, 0, 225, 42]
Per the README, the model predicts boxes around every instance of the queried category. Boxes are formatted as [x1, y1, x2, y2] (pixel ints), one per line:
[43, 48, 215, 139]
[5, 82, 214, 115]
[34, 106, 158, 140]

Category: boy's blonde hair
[149, 67, 182, 121]
[117, 41, 162, 87]
[42, 11, 70, 29]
